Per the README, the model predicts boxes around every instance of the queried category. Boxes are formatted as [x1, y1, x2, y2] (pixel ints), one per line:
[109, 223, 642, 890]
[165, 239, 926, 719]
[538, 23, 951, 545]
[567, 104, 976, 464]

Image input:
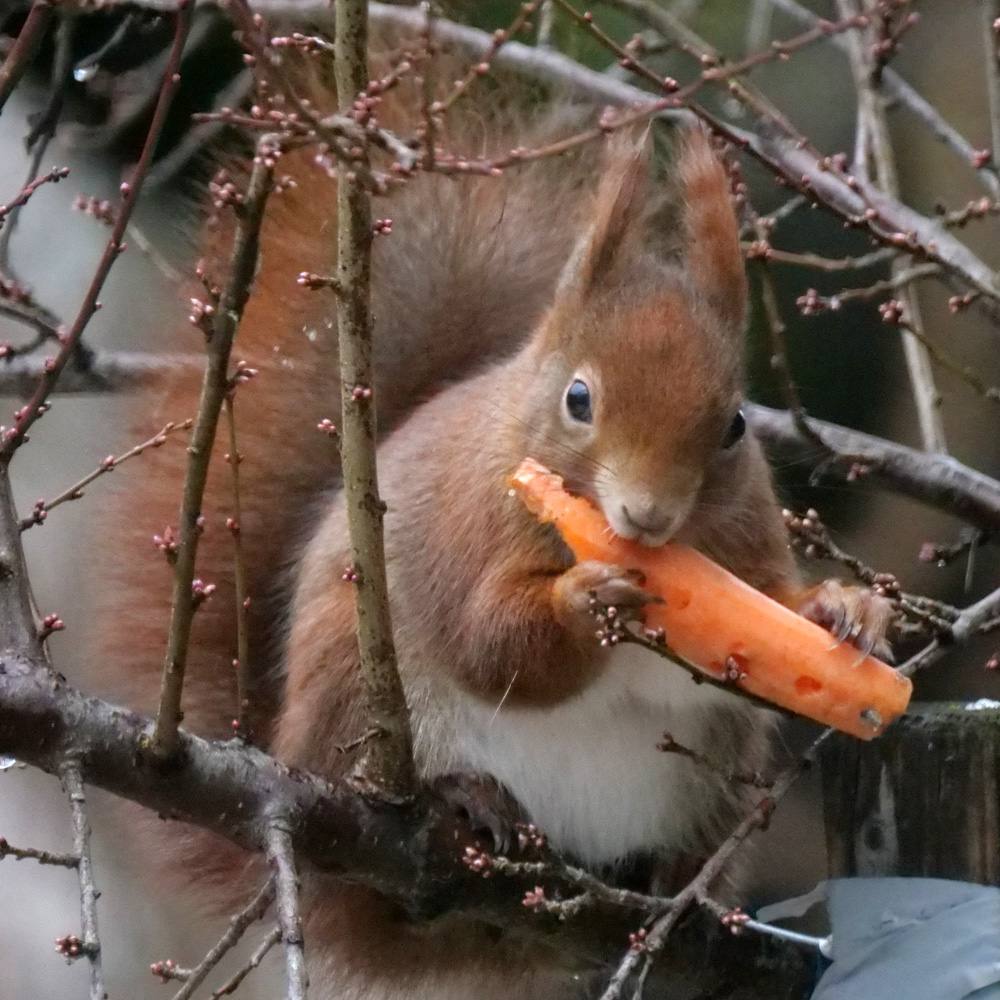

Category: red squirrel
[88, 55, 892, 1000]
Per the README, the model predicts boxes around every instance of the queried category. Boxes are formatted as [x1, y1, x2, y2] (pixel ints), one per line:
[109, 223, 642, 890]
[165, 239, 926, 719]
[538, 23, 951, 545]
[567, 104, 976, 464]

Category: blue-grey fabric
[810, 878, 1000, 1000]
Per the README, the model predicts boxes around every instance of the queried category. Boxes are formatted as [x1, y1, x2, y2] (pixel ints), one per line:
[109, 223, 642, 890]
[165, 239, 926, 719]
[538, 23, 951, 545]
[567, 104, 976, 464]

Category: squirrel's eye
[565, 379, 593, 424]
[722, 409, 746, 449]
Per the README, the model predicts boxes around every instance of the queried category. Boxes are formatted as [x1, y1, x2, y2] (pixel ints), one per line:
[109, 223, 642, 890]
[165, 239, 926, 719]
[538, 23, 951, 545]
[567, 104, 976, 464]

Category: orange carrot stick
[509, 457, 911, 740]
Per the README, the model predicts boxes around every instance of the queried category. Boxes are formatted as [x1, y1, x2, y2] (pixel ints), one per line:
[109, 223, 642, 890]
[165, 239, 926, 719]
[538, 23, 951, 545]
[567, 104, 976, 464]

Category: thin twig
[899, 584, 1000, 677]
[226, 0, 390, 190]
[61, 760, 104, 1000]
[0, 294, 63, 344]
[210, 926, 282, 998]
[983, 0, 1000, 170]
[0, 0, 55, 117]
[0, 0, 196, 462]
[836, 0, 947, 454]
[599, 732, 830, 998]
[754, 256, 825, 448]
[566, 0, 871, 127]
[537, 0, 556, 48]
[224, 395, 251, 737]
[764, 0, 1000, 197]
[266, 820, 308, 1000]
[19, 419, 192, 530]
[149, 136, 275, 759]
[334, 0, 417, 801]
[0, 166, 70, 228]
[434, 1, 536, 113]
[0, 835, 78, 867]
[0, 13, 77, 268]
[743, 242, 896, 272]
[796, 262, 939, 309]
[894, 313, 1000, 406]
[167, 877, 276, 1000]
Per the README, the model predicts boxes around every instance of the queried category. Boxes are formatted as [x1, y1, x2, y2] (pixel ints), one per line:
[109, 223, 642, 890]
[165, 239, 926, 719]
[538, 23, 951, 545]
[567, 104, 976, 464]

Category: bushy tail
[85, 41, 603, 759]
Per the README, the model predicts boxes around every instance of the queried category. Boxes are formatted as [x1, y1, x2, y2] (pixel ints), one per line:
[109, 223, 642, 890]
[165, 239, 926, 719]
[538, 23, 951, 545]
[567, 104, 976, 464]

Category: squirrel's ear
[555, 129, 650, 300]
[675, 127, 747, 334]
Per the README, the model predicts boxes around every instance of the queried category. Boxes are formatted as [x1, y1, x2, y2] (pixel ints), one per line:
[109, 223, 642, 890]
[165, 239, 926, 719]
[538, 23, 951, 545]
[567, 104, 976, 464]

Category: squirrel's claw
[553, 560, 661, 636]
[431, 773, 525, 855]
[794, 580, 895, 663]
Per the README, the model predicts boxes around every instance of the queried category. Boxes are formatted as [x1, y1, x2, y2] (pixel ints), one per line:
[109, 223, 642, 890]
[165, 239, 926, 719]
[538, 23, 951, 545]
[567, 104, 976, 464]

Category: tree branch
[165, 878, 275, 1000]
[745, 402, 1000, 533]
[61, 759, 105, 1000]
[333, 0, 416, 801]
[836, 0, 946, 453]
[0, 0, 55, 117]
[0, 0, 195, 461]
[764, 0, 1000, 197]
[266, 820, 308, 1000]
[150, 138, 275, 759]
[0, 652, 820, 990]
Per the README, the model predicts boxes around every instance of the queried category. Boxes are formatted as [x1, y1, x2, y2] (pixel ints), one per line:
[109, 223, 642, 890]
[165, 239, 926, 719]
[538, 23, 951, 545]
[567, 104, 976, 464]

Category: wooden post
[821, 702, 1000, 882]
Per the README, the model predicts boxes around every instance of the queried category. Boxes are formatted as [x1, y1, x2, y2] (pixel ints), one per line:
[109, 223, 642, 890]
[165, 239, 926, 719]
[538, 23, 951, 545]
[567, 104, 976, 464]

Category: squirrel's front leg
[449, 557, 655, 706]
[552, 561, 661, 640]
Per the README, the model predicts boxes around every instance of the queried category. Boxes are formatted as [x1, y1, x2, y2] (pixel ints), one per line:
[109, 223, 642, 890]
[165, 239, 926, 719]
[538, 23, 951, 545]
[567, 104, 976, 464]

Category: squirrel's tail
[84, 39, 600, 754]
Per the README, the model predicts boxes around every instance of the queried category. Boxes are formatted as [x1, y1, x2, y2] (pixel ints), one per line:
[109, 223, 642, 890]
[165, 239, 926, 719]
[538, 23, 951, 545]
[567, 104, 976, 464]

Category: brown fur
[88, 54, 887, 999]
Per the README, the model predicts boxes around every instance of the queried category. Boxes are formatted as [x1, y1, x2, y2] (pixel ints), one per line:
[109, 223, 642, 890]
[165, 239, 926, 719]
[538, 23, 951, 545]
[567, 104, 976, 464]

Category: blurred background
[2, 0, 999, 995]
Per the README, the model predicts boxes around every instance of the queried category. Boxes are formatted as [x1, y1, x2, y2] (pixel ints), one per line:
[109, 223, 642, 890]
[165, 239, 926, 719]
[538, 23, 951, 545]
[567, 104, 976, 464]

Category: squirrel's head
[520, 126, 750, 547]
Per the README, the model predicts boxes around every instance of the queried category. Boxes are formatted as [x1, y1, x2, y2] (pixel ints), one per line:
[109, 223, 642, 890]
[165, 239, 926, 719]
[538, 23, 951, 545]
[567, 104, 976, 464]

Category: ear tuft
[675, 127, 747, 333]
[556, 129, 651, 299]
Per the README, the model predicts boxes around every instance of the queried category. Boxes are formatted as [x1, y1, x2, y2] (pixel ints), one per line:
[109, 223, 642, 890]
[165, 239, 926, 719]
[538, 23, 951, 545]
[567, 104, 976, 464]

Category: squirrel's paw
[553, 561, 661, 636]
[431, 773, 525, 855]
[794, 580, 894, 662]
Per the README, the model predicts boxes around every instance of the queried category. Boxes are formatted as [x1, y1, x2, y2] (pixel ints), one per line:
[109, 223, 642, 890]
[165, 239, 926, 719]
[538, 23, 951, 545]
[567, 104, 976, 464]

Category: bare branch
[742, 242, 896, 272]
[0, 166, 70, 228]
[19, 419, 192, 531]
[167, 878, 276, 1000]
[0, 295, 63, 345]
[61, 759, 104, 1000]
[266, 820, 308, 1000]
[0, 11, 76, 269]
[900, 585, 1000, 678]
[723, 120, 1000, 324]
[599, 732, 830, 999]
[0, 0, 196, 461]
[745, 402, 1000, 534]
[835, 0, 946, 453]
[764, 0, 1000, 197]
[0, 836, 78, 867]
[334, 0, 416, 801]
[0, 658, 672, 968]
[0, 351, 200, 395]
[0, 0, 55, 117]
[150, 138, 275, 759]
[210, 926, 281, 998]
[223, 395, 252, 739]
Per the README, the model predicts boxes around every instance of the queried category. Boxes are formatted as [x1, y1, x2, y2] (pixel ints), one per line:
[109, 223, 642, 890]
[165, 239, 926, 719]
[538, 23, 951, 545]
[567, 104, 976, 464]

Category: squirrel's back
[87, 71, 603, 742]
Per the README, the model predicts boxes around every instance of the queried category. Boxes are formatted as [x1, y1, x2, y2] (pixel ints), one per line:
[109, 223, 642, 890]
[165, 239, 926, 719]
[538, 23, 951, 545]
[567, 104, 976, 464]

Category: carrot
[509, 457, 911, 740]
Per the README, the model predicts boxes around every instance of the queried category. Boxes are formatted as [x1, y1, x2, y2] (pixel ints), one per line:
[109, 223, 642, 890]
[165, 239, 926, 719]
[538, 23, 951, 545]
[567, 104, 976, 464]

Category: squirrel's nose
[621, 503, 673, 537]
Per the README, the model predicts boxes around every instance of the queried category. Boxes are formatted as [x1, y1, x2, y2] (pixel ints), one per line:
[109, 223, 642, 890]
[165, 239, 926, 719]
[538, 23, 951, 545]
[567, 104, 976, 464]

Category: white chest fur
[412, 643, 762, 867]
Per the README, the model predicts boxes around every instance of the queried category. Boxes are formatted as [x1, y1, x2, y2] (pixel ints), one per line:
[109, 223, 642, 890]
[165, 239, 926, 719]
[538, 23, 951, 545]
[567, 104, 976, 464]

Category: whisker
[490, 671, 519, 723]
